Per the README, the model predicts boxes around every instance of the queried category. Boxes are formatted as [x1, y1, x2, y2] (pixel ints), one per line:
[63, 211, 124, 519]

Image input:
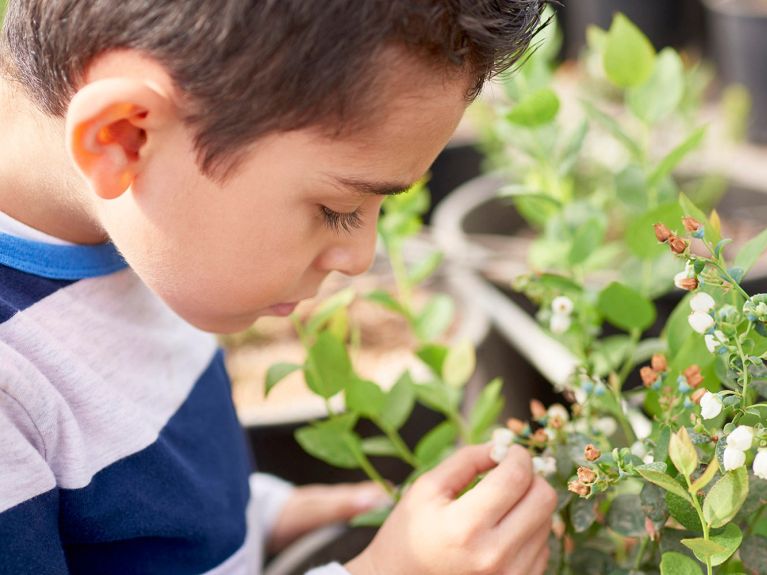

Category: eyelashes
[320, 205, 364, 234]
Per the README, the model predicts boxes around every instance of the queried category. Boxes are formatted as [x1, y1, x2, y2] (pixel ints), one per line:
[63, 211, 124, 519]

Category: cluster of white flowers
[674, 261, 697, 290]
[490, 427, 514, 463]
[549, 296, 574, 335]
[699, 391, 723, 419]
[688, 292, 716, 334]
[722, 425, 767, 478]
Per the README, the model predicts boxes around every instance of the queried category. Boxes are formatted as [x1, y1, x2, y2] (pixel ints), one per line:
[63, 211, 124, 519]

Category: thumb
[419, 443, 498, 499]
[328, 482, 392, 519]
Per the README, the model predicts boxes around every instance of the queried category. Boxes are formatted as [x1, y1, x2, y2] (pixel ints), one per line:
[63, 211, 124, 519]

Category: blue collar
[0, 232, 128, 280]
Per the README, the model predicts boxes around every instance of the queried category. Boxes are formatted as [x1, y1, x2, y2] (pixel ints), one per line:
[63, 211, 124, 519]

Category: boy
[0, 1, 557, 574]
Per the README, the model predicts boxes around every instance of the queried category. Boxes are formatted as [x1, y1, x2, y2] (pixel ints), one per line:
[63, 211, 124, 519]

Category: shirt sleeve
[0, 390, 69, 574]
[249, 472, 296, 545]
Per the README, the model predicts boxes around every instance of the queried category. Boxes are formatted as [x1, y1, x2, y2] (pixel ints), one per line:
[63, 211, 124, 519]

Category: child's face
[79, 55, 469, 333]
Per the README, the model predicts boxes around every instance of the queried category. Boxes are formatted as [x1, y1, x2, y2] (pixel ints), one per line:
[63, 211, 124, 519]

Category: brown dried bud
[682, 216, 702, 233]
[552, 515, 566, 539]
[532, 428, 549, 445]
[651, 354, 668, 373]
[506, 417, 527, 435]
[567, 480, 590, 497]
[683, 365, 704, 388]
[577, 466, 597, 484]
[668, 234, 689, 255]
[584, 444, 601, 462]
[640, 366, 659, 388]
[530, 399, 547, 420]
[654, 223, 672, 243]
[691, 388, 707, 404]
[564, 535, 576, 554]
[677, 276, 699, 291]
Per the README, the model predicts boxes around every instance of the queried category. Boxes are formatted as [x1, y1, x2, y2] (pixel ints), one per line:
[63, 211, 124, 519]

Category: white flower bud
[690, 292, 716, 313]
[704, 330, 727, 354]
[547, 403, 569, 423]
[727, 426, 754, 451]
[550, 313, 572, 334]
[753, 449, 767, 480]
[630, 441, 647, 459]
[643, 454, 655, 465]
[490, 443, 508, 464]
[551, 296, 574, 316]
[532, 456, 557, 477]
[628, 410, 653, 440]
[699, 392, 723, 420]
[723, 446, 746, 471]
[492, 427, 514, 447]
[688, 311, 715, 334]
[594, 417, 618, 437]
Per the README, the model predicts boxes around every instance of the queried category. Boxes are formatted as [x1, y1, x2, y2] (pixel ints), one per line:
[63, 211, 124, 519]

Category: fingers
[497, 475, 557, 542]
[528, 546, 550, 575]
[501, 520, 551, 573]
[452, 444, 534, 526]
[416, 443, 499, 499]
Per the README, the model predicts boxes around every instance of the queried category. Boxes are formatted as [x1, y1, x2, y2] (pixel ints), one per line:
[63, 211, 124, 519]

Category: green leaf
[628, 48, 685, 123]
[649, 127, 708, 188]
[606, 494, 646, 536]
[365, 290, 409, 317]
[569, 218, 606, 265]
[349, 506, 391, 528]
[295, 423, 362, 469]
[361, 436, 399, 458]
[305, 287, 356, 335]
[506, 87, 560, 127]
[667, 491, 703, 531]
[684, 526, 743, 567]
[414, 294, 454, 341]
[625, 201, 685, 259]
[734, 227, 767, 278]
[379, 372, 416, 431]
[641, 482, 670, 523]
[669, 427, 699, 479]
[597, 281, 656, 332]
[468, 378, 504, 443]
[580, 98, 643, 160]
[636, 462, 692, 501]
[603, 13, 656, 88]
[345, 377, 386, 419]
[415, 421, 457, 467]
[407, 251, 443, 287]
[709, 523, 743, 566]
[414, 381, 459, 416]
[571, 496, 597, 533]
[304, 332, 354, 398]
[703, 467, 749, 528]
[265, 363, 302, 397]
[442, 340, 476, 389]
[689, 458, 719, 494]
[660, 552, 704, 575]
[416, 344, 449, 376]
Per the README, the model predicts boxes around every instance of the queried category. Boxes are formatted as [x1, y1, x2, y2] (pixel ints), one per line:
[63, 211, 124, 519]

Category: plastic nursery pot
[225, 262, 491, 486]
[424, 142, 484, 225]
[705, 0, 767, 144]
[264, 525, 376, 575]
[559, 0, 689, 59]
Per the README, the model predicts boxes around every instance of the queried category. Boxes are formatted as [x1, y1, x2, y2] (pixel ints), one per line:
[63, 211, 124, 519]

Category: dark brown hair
[2, 0, 545, 177]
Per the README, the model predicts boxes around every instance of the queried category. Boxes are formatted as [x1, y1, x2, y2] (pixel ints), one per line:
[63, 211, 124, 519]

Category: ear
[65, 78, 174, 199]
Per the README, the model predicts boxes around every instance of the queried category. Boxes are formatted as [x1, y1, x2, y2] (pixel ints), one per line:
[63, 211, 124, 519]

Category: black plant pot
[705, 0, 767, 144]
[560, 0, 688, 59]
[425, 143, 484, 225]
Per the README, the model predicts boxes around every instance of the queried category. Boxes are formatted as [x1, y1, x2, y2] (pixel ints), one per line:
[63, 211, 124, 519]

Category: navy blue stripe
[0, 232, 128, 280]
[0, 264, 76, 324]
[0, 489, 69, 575]
[57, 350, 252, 574]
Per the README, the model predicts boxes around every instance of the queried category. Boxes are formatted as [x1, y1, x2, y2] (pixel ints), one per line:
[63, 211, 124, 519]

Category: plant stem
[387, 240, 413, 312]
[355, 450, 395, 498]
[734, 334, 751, 409]
[380, 423, 418, 467]
[687, 484, 713, 575]
[633, 536, 649, 570]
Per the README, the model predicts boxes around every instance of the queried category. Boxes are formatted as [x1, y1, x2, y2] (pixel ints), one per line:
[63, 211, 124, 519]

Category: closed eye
[319, 205, 363, 234]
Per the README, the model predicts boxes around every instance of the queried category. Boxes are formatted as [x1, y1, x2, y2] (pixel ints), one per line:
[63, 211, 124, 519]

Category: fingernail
[490, 443, 509, 464]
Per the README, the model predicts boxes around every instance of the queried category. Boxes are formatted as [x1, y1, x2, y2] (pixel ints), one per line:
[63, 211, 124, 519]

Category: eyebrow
[333, 176, 415, 197]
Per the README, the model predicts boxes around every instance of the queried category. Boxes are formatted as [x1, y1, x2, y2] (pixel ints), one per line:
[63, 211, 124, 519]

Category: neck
[0, 78, 107, 244]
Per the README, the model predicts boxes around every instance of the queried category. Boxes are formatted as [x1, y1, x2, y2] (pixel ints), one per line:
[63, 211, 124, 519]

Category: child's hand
[268, 481, 391, 553]
[345, 444, 556, 575]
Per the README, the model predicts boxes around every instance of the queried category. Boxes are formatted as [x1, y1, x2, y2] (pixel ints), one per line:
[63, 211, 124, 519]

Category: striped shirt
[0, 211, 346, 575]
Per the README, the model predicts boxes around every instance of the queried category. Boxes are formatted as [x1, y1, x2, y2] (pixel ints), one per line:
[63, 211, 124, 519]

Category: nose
[316, 221, 378, 277]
